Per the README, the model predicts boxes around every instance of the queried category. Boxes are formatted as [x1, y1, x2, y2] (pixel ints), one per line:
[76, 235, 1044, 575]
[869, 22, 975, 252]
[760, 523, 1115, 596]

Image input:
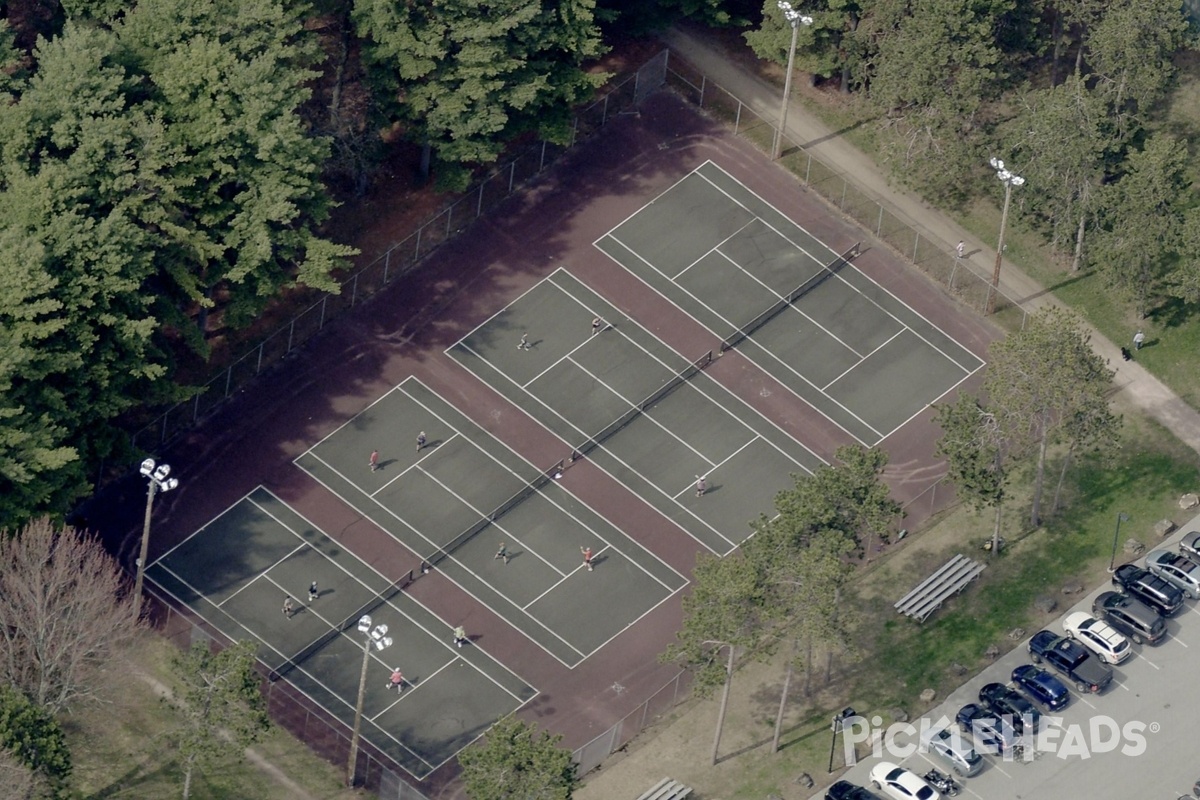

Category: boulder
[1124, 538, 1145, 556]
[1179, 493, 1199, 510]
[950, 662, 968, 676]
[1034, 596, 1058, 614]
[1061, 582, 1084, 596]
[1008, 627, 1026, 641]
[889, 707, 910, 723]
[794, 773, 814, 789]
[920, 688, 937, 703]
[1155, 519, 1177, 537]
[984, 644, 1001, 660]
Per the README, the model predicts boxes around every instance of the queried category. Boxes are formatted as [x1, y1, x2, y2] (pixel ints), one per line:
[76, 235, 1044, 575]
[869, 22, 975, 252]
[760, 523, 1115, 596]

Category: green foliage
[172, 640, 269, 800]
[1090, 133, 1189, 317]
[458, 716, 577, 800]
[935, 394, 1006, 513]
[0, 684, 71, 796]
[353, 0, 608, 177]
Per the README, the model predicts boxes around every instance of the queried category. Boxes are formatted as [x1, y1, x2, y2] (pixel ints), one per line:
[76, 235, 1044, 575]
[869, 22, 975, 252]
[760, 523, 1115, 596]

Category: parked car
[1145, 549, 1200, 599]
[1092, 590, 1167, 645]
[956, 704, 1021, 757]
[1011, 665, 1071, 711]
[1027, 630, 1113, 692]
[868, 762, 940, 800]
[1062, 611, 1132, 665]
[1179, 530, 1200, 563]
[1112, 564, 1184, 616]
[826, 780, 883, 800]
[919, 724, 984, 777]
[978, 682, 1041, 734]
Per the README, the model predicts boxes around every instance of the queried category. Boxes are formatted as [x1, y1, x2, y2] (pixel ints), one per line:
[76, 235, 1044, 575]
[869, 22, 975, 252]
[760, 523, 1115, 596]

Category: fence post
[414, 225, 423, 260]
[805, 152, 812, 183]
[351, 273, 359, 308]
[224, 364, 234, 398]
[877, 204, 884, 237]
[699, 75, 706, 107]
[193, 392, 201, 425]
[509, 160, 516, 194]
[948, 261, 958, 290]
[287, 318, 295, 353]
[476, 179, 485, 218]
[319, 296, 327, 330]
[601, 93, 609, 125]
[912, 232, 920, 263]
[734, 100, 742, 135]
[540, 140, 548, 172]
[840, 179, 847, 210]
[383, 249, 390, 285]
[255, 342, 264, 374]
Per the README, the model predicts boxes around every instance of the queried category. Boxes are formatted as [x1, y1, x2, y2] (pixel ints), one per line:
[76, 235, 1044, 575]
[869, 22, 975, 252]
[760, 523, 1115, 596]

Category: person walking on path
[1134, 330, 1145, 350]
[453, 625, 468, 648]
[956, 240, 965, 260]
[387, 668, 404, 692]
[308, 581, 319, 602]
[494, 542, 509, 564]
[695, 475, 707, 498]
[591, 317, 604, 336]
[369, 449, 379, 472]
[517, 332, 530, 351]
[581, 546, 594, 572]
[416, 431, 427, 452]
[282, 597, 295, 618]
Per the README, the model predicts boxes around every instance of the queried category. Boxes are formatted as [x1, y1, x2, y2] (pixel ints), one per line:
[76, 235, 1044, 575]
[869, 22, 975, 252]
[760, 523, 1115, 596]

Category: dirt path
[573, 24, 1200, 800]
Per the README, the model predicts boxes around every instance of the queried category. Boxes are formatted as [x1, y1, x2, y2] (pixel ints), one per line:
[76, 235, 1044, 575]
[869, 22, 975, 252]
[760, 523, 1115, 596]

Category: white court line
[294, 384, 406, 461]
[696, 159, 985, 371]
[822, 328, 906, 392]
[452, 339, 735, 554]
[149, 486, 264, 567]
[394, 379, 686, 588]
[521, 550, 606, 610]
[565, 355, 718, 469]
[441, 275, 574, 359]
[412, 463, 565, 577]
[673, 218, 758, 282]
[372, 657, 461, 722]
[369, 431, 463, 498]
[150, 560, 437, 771]
[670, 436, 762, 500]
[296, 457, 589, 666]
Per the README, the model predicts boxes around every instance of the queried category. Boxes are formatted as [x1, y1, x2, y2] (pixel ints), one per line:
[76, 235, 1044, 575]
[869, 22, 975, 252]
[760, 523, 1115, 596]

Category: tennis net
[720, 242, 860, 353]
[571, 349, 714, 462]
[268, 570, 413, 683]
[424, 458, 566, 570]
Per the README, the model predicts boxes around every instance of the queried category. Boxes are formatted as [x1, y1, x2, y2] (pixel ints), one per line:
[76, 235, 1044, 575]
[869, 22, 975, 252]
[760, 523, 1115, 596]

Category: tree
[458, 716, 577, 800]
[935, 394, 1008, 553]
[1003, 75, 1112, 271]
[172, 640, 269, 800]
[984, 308, 1116, 527]
[774, 444, 900, 558]
[744, 0, 868, 93]
[1089, 134, 1188, 317]
[0, 684, 71, 798]
[353, 0, 607, 189]
[661, 550, 772, 764]
[0, 518, 143, 713]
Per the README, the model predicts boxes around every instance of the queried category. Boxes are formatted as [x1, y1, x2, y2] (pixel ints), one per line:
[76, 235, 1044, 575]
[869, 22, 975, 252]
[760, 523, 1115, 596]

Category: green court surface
[594, 160, 985, 445]
[295, 378, 688, 667]
[446, 269, 825, 554]
[146, 487, 534, 779]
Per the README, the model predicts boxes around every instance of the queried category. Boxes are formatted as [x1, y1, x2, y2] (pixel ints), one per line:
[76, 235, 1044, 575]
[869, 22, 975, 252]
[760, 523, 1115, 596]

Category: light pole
[347, 615, 392, 787]
[828, 707, 857, 772]
[986, 157, 1025, 314]
[134, 458, 179, 601]
[1108, 513, 1130, 573]
[771, 2, 814, 160]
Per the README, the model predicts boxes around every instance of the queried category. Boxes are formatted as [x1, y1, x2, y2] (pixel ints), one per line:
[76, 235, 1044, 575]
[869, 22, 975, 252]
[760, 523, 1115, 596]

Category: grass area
[62, 635, 356, 800]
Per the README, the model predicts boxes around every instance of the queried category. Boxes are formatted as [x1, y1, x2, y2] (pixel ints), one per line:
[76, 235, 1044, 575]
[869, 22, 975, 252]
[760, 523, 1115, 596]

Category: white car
[1063, 611, 1132, 664]
[868, 762, 940, 800]
[1146, 549, 1200, 600]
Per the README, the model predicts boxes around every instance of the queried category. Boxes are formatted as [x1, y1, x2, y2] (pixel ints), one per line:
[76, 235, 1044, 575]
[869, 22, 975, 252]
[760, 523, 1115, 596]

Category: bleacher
[894, 554, 986, 622]
[637, 777, 692, 800]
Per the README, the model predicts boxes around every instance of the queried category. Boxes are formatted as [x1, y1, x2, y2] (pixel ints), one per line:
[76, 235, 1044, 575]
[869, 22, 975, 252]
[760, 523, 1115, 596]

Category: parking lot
[818, 514, 1200, 800]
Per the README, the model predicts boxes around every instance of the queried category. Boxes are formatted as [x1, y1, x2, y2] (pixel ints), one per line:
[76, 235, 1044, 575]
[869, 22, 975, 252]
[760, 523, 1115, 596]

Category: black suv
[1112, 564, 1184, 616]
[956, 703, 1021, 757]
[1027, 630, 1113, 693]
[1093, 590, 1167, 645]
[979, 682, 1041, 734]
[825, 781, 882, 800]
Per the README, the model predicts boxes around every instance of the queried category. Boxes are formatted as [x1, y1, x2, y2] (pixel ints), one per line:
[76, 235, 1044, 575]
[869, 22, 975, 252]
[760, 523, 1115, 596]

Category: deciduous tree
[458, 716, 577, 800]
[935, 394, 1008, 553]
[0, 518, 143, 714]
[172, 640, 269, 800]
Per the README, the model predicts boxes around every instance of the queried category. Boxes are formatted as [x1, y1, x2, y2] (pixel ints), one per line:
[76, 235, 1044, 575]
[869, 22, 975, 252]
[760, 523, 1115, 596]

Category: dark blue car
[1012, 664, 1071, 711]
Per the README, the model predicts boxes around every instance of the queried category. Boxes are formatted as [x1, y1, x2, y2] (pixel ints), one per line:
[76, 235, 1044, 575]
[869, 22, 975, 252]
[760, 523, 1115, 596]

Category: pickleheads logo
[841, 714, 1153, 764]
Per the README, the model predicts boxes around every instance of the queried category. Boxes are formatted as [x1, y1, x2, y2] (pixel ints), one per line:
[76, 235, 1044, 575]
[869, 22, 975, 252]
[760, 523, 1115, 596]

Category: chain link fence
[132, 49, 671, 454]
[143, 583, 430, 800]
[572, 669, 693, 777]
[662, 54, 1029, 332]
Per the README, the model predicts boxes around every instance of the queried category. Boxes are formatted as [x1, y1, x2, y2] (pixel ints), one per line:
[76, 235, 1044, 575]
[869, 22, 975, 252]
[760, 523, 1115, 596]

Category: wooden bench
[894, 554, 986, 622]
[637, 777, 692, 800]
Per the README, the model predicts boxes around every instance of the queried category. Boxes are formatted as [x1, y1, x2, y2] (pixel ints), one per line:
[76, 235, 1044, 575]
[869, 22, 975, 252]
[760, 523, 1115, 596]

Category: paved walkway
[574, 25, 1200, 800]
[663, 25, 1200, 455]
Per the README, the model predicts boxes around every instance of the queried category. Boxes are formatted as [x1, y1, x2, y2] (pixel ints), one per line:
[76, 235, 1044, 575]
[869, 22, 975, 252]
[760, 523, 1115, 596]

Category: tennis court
[594, 160, 985, 445]
[294, 377, 688, 668]
[144, 487, 534, 779]
[446, 269, 825, 555]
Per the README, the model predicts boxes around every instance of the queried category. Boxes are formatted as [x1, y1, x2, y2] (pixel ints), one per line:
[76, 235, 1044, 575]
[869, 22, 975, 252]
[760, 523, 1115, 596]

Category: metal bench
[637, 777, 693, 800]
[894, 554, 986, 622]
